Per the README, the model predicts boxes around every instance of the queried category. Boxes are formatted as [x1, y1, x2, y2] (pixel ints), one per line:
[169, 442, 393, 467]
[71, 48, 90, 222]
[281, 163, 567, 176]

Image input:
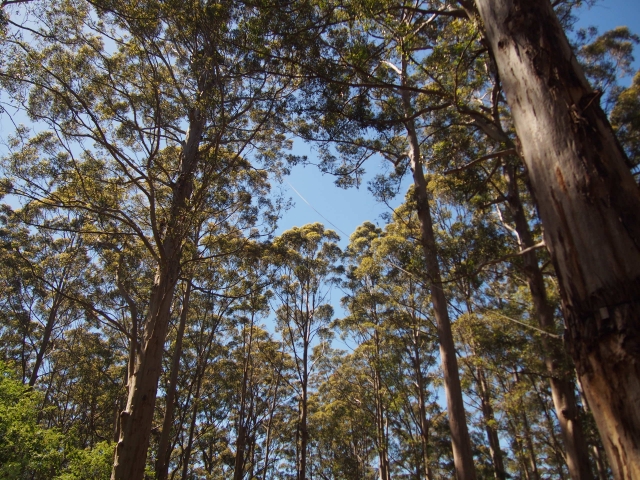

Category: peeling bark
[474, 1, 640, 478]
[505, 160, 595, 480]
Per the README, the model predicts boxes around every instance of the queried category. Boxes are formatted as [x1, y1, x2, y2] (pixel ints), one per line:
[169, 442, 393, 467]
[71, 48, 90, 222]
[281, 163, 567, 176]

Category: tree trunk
[261, 364, 283, 480]
[505, 160, 595, 480]
[156, 280, 192, 480]
[402, 66, 477, 478]
[521, 406, 541, 480]
[476, 365, 506, 480]
[473, 1, 640, 478]
[298, 334, 309, 480]
[29, 292, 63, 387]
[234, 320, 256, 480]
[412, 327, 434, 480]
[298, 389, 308, 480]
[111, 114, 204, 480]
[181, 367, 204, 480]
[373, 331, 391, 480]
[111, 263, 180, 480]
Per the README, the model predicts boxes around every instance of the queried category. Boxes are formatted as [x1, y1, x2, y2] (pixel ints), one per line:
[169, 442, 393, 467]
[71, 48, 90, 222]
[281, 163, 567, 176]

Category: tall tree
[0, 1, 290, 478]
[271, 223, 342, 480]
[471, 0, 640, 477]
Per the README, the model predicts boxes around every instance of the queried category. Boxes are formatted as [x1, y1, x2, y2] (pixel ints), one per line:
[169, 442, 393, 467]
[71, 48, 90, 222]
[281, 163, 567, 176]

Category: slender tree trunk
[261, 364, 283, 480]
[531, 379, 570, 478]
[507, 413, 532, 480]
[476, 365, 506, 480]
[156, 280, 192, 480]
[522, 408, 541, 480]
[298, 388, 308, 480]
[111, 115, 204, 480]
[298, 335, 309, 480]
[112, 263, 180, 480]
[473, 1, 640, 477]
[413, 335, 434, 480]
[373, 331, 390, 480]
[505, 160, 595, 480]
[401, 60, 477, 477]
[181, 369, 204, 480]
[234, 320, 256, 480]
[29, 292, 62, 386]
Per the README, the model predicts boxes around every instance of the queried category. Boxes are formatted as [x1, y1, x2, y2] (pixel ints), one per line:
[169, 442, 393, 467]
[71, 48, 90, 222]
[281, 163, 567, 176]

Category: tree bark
[155, 280, 192, 480]
[111, 114, 204, 480]
[505, 160, 595, 480]
[473, 1, 640, 478]
[402, 57, 477, 478]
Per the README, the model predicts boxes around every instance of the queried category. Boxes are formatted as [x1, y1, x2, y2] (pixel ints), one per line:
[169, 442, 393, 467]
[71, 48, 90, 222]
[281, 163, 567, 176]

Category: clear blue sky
[275, 0, 640, 247]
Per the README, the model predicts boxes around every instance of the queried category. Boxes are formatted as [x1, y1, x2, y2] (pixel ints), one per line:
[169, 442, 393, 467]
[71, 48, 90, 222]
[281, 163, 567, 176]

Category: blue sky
[275, 0, 640, 247]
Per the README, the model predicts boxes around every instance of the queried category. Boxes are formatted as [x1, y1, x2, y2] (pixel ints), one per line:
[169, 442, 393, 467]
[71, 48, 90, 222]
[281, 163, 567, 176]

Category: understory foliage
[0, 0, 636, 479]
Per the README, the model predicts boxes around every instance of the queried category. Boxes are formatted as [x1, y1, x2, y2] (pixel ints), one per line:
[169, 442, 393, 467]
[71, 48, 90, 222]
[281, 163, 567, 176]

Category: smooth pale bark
[155, 280, 192, 480]
[505, 161, 595, 480]
[111, 115, 204, 480]
[473, 1, 640, 478]
[401, 58, 477, 479]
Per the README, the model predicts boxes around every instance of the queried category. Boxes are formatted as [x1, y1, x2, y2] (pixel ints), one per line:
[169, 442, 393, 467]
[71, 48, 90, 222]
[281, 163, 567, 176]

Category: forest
[0, 0, 639, 479]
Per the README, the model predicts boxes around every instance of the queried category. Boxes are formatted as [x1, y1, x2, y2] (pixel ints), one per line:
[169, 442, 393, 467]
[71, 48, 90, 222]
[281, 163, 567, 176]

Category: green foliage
[55, 442, 114, 480]
[0, 362, 64, 479]
[577, 26, 640, 109]
[611, 71, 640, 169]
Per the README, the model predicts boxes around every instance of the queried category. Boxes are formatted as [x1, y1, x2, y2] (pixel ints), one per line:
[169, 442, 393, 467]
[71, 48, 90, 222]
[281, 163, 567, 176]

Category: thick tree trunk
[505, 160, 595, 480]
[403, 100, 477, 479]
[473, 1, 640, 478]
[111, 115, 204, 480]
[111, 264, 180, 480]
[155, 281, 192, 480]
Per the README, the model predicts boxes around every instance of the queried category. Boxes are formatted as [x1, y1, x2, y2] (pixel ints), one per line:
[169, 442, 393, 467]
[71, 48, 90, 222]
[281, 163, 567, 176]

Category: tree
[472, 0, 640, 477]
[289, 3, 483, 475]
[271, 223, 342, 480]
[0, 1, 291, 478]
